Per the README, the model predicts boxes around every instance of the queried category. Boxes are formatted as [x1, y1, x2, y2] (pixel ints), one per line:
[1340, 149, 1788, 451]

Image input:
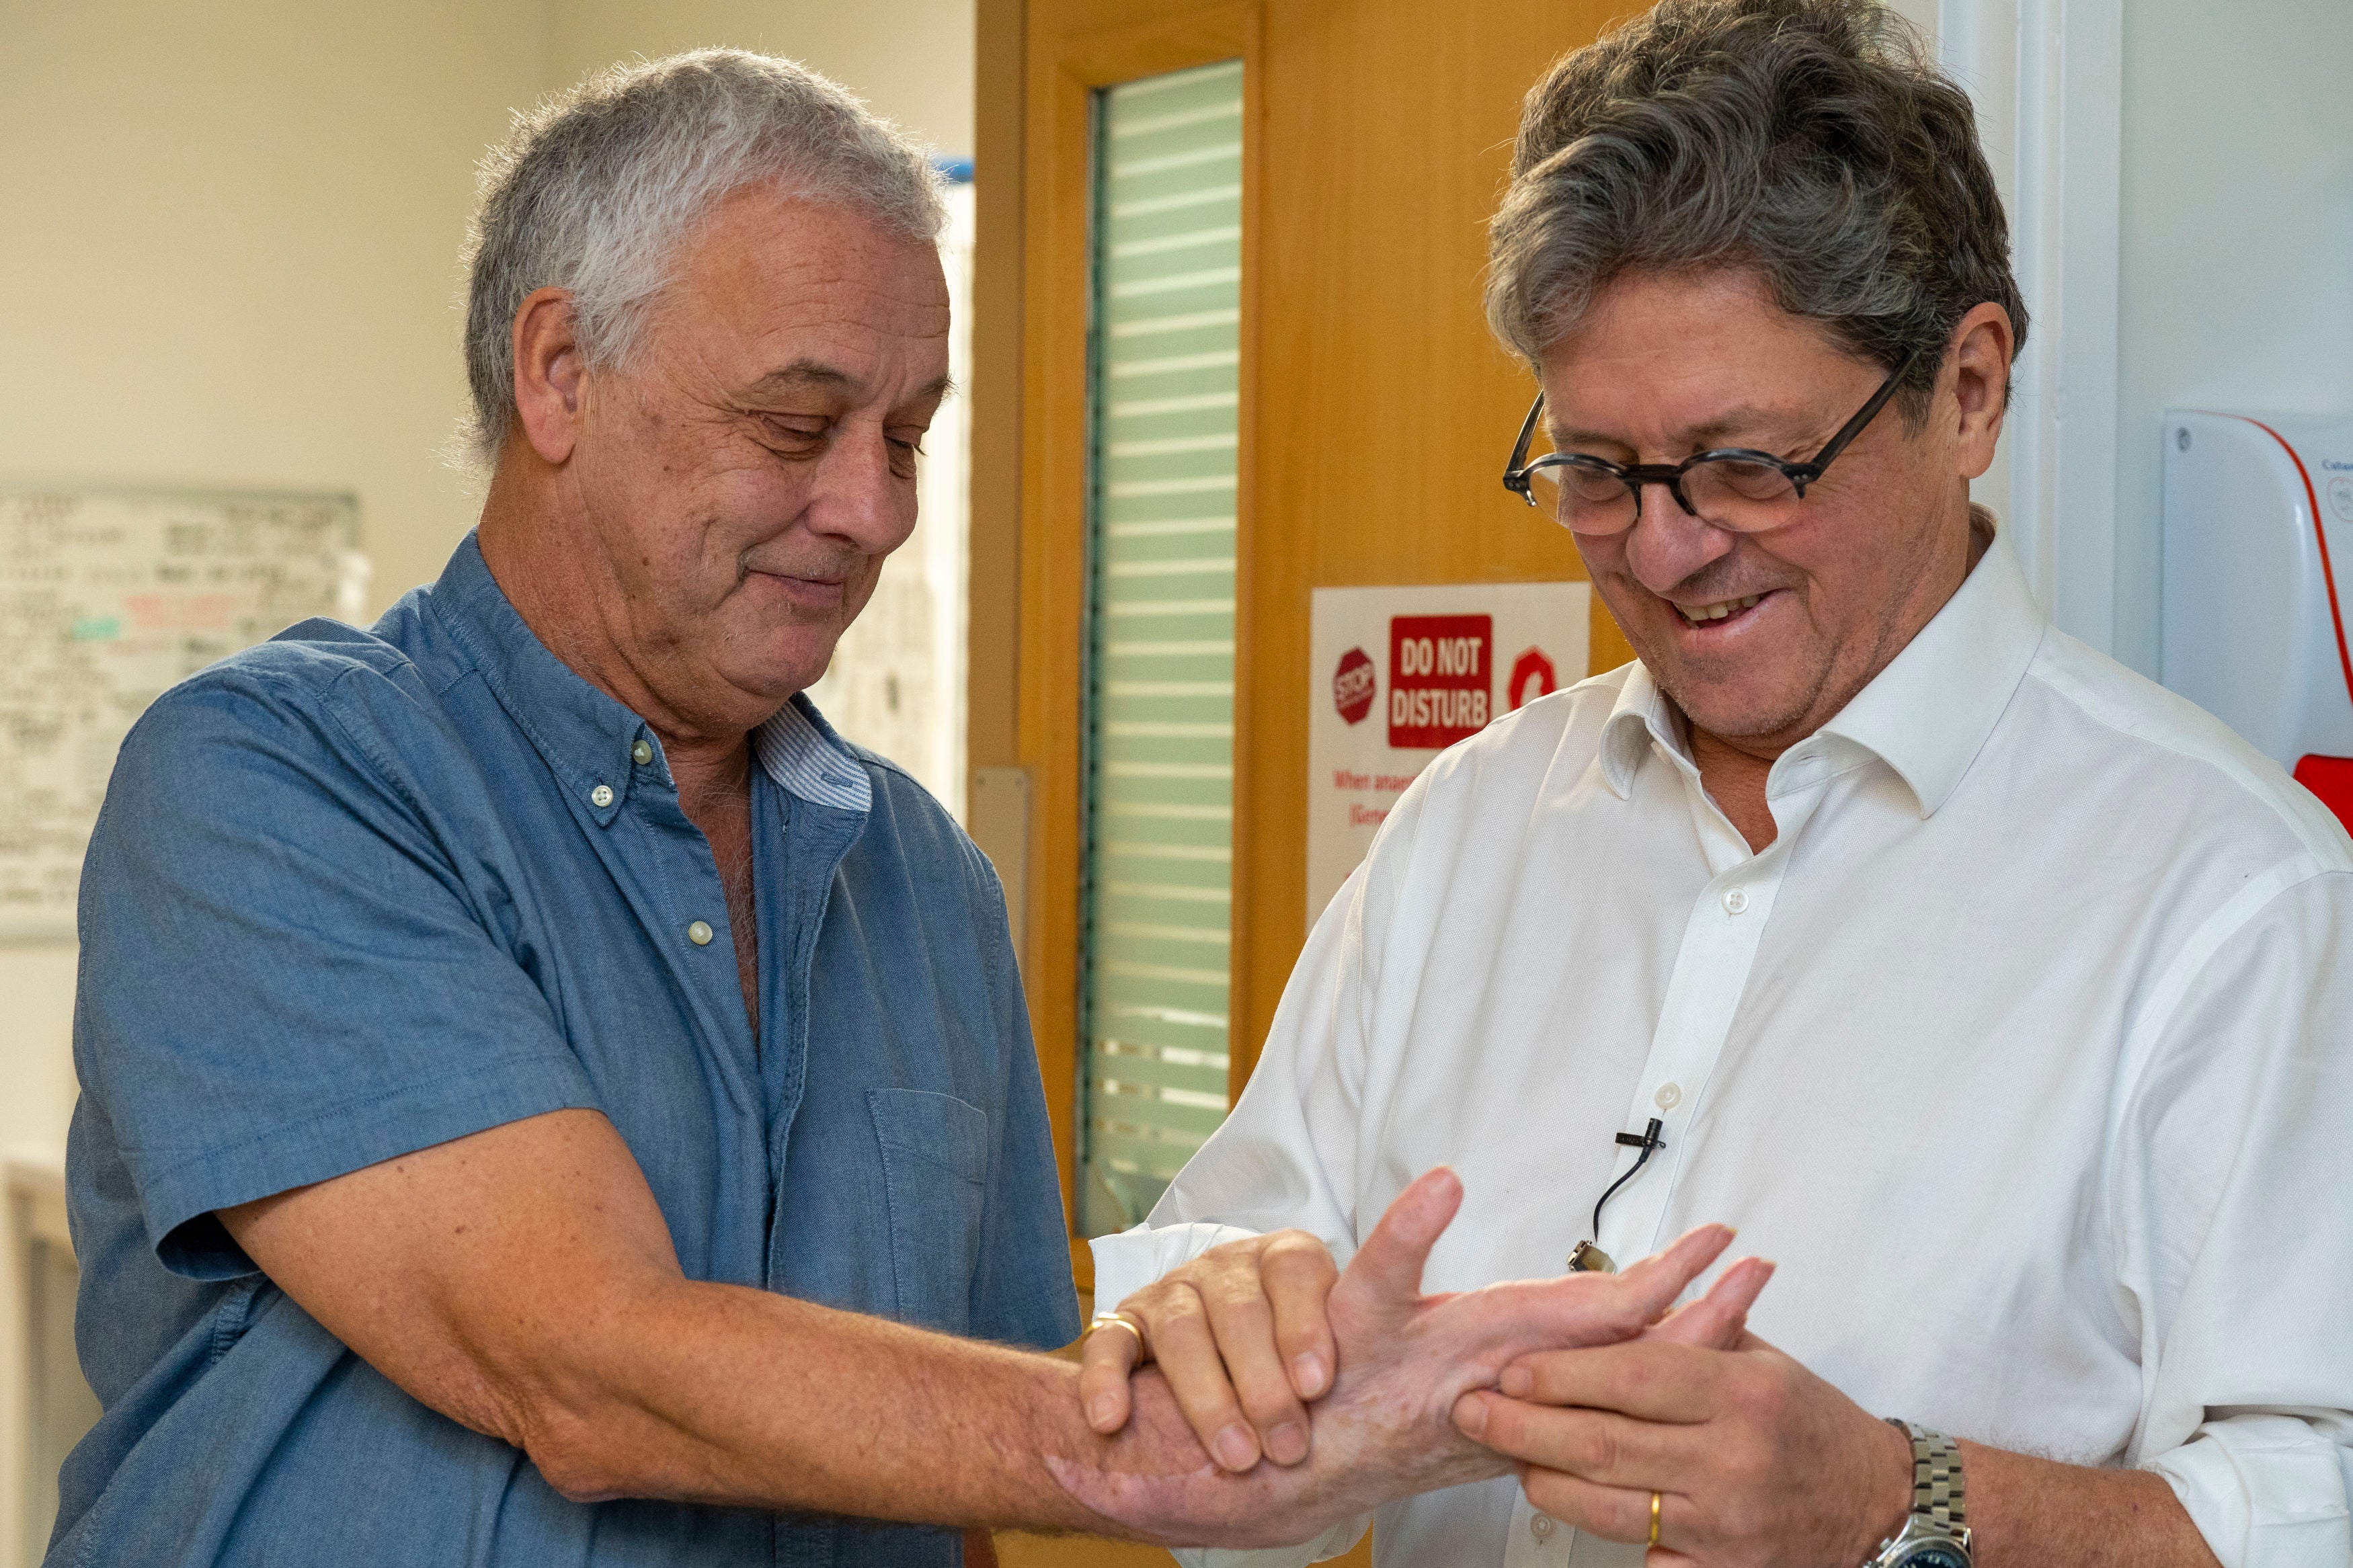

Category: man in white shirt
[1072, 3, 2353, 1565]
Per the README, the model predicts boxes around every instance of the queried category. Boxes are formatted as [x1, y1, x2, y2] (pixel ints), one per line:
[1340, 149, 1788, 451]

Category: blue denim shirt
[54, 535, 1079, 1568]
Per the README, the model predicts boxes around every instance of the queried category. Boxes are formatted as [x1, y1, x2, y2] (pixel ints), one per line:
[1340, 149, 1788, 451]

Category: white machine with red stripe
[2162, 410, 2353, 830]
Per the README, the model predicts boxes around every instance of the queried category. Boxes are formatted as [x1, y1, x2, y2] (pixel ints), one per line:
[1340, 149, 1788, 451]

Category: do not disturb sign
[1306, 582, 1592, 922]
[1388, 614, 1492, 748]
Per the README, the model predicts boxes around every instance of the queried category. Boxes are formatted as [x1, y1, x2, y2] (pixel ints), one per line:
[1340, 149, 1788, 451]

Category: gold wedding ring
[1648, 1490, 1663, 1549]
[1086, 1310, 1148, 1360]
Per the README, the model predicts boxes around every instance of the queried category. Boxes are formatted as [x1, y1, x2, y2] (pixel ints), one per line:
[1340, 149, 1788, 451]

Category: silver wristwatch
[1865, 1421, 1972, 1568]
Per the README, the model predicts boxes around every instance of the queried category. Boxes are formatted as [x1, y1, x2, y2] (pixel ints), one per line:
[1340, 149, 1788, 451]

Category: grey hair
[1485, 0, 2027, 420]
[459, 48, 945, 464]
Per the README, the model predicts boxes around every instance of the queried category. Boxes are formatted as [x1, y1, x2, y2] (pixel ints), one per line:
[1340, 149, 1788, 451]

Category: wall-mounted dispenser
[2162, 411, 2353, 830]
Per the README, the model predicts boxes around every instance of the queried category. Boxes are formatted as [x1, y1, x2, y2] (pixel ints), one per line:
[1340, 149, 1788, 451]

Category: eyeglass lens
[1525, 455, 1800, 536]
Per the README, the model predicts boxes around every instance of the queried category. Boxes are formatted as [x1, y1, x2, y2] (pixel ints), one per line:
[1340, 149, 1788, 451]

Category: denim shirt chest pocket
[865, 1088, 990, 1333]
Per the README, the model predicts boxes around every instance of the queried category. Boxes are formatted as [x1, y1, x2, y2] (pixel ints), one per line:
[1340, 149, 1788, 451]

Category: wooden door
[971, 1, 1635, 1559]
[973, 0, 1634, 1274]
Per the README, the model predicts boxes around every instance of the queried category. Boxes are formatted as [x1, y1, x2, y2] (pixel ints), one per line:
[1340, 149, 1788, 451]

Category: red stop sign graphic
[1507, 647, 1557, 710]
[1332, 646, 1376, 725]
[1388, 614, 1491, 749]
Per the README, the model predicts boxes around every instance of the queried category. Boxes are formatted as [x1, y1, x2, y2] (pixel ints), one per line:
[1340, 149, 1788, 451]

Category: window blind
[1078, 60, 1244, 1236]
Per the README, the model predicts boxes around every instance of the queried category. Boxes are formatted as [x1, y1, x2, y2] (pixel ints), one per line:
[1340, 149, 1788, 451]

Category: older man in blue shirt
[53, 45, 1768, 1568]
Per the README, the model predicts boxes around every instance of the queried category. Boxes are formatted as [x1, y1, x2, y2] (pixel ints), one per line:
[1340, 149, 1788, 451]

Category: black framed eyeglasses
[1501, 347, 1921, 536]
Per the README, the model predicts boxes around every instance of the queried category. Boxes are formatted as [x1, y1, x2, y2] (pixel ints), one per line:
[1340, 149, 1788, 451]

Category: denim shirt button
[686, 919, 714, 946]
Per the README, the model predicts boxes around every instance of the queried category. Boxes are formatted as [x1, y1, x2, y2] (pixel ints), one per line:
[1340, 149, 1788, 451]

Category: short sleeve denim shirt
[54, 535, 1079, 1568]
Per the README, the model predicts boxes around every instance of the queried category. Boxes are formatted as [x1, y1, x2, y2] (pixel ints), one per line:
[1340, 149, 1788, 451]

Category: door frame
[1938, 0, 2125, 653]
[975, 0, 1263, 1288]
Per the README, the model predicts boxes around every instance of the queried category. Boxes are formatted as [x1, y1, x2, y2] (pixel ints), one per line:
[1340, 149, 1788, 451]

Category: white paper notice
[1306, 581, 1591, 923]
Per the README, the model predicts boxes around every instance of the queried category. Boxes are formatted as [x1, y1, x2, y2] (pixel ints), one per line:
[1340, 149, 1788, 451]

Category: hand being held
[1283, 1171, 1773, 1503]
[1079, 1173, 1773, 1472]
[1053, 1169, 1774, 1549]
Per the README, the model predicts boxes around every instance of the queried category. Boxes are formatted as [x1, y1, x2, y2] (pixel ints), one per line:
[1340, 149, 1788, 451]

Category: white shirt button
[1654, 1081, 1683, 1110]
[589, 784, 614, 808]
[687, 919, 714, 946]
[1531, 1513, 1555, 1542]
[631, 739, 654, 766]
[1722, 886, 1749, 914]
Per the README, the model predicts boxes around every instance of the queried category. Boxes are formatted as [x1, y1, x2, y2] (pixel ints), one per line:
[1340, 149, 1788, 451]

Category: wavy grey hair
[1486, 0, 2026, 421]
[460, 48, 945, 464]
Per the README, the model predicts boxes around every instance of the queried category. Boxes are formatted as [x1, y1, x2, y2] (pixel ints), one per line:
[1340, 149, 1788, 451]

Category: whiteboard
[0, 488, 367, 940]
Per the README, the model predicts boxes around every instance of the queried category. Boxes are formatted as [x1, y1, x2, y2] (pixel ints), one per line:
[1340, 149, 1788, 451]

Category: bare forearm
[1958, 1443, 2217, 1568]
[526, 1276, 1144, 1533]
[530, 1275, 1423, 1551]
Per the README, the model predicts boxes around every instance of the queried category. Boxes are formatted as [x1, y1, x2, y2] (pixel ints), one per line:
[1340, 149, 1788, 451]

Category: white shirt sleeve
[2121, 865, 2353, 1566]
[1086, 847, 1402, 1568]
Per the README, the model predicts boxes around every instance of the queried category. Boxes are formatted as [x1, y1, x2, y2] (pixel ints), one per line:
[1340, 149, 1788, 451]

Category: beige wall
[0, 0, 976, 1186]
[0, 0, 550, 633]
[547, 0, 975, 157]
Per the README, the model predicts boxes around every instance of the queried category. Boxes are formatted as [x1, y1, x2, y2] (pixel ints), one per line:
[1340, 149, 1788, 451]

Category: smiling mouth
[747, 568, 850, 605]
[1674, 592, 1765, 625]
[748, 560, 846, 583]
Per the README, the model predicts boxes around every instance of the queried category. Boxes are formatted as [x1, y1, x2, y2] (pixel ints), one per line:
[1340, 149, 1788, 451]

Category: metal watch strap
[1888, 1419, 1966, 1529]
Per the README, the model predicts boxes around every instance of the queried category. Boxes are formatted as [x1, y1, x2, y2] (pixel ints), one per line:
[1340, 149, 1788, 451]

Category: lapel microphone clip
[1565, 1116, 1668, 1274]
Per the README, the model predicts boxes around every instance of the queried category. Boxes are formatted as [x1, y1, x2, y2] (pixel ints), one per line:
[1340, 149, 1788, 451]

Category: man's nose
[1622, 481, 1734, 597]
[805, 428, 918, 553]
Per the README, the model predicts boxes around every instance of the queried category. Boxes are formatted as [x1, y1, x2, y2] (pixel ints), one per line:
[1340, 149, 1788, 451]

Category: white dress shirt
[1093, 536, 2353, 1568]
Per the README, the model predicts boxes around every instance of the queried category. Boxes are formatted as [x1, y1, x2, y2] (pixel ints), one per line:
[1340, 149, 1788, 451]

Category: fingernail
[1292, 1352, 1328, 1396]
[1500, 1365, 1531, 1397]
[1453, 1393, 1488, 1437]
[1213, 1424, 1258, 1471]
[1267, 1421, 1308, 1465]
[1086, 1395, 1118, 1430]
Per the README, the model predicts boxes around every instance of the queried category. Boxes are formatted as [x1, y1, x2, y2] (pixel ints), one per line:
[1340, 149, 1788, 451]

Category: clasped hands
[1072, 1169, 1912, 1563]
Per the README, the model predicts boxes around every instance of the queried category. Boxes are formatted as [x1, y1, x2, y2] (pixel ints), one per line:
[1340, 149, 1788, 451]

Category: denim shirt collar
[426, 532, 871, 823]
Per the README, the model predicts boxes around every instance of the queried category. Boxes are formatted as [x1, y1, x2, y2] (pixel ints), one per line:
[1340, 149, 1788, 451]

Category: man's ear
[510, 286, 588, 465]
[1946, 300, 2015, 484]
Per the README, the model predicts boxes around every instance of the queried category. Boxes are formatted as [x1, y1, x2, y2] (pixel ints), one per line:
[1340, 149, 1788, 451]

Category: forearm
[1955, 1443, 2217, 1568]
[530, 1258, 1545, 1553]
[522, 1274, 1152, 1533]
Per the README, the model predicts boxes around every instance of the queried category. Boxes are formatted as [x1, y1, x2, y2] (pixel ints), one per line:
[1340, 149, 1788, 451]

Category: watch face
[1892, 1544, 1970, 1568]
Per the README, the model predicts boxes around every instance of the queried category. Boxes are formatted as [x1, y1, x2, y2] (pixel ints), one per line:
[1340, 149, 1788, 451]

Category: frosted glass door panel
[1078, 60, 1243, 1236]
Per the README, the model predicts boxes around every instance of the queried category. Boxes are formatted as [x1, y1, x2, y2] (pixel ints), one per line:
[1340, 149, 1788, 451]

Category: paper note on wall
[0, 489, 366, 939]
[1306, 581, 1590, 923]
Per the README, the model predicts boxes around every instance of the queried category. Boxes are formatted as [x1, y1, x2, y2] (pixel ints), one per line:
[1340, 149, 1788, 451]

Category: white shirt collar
[1597, 526, 2046, 818]
[1598, 660, 1688, 798]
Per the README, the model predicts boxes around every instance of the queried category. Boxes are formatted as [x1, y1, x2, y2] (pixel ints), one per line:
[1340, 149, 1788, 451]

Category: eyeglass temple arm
[1503, 393, 1548, 498]
[1792, 347, 1924, 489]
